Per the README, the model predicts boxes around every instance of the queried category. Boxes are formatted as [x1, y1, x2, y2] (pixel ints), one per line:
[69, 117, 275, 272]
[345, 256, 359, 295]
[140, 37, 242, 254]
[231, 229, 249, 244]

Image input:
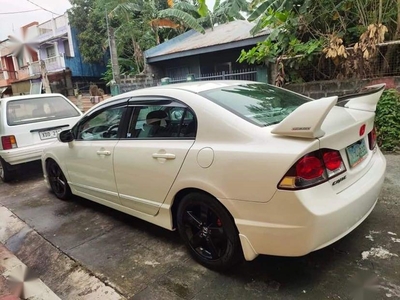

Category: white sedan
[42, 81, 386, 270]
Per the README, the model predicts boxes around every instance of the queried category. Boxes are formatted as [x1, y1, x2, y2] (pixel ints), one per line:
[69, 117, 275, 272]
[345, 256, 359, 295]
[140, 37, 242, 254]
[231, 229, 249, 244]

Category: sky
[0, 0, 72, 40]
[0, 0, 216, 41]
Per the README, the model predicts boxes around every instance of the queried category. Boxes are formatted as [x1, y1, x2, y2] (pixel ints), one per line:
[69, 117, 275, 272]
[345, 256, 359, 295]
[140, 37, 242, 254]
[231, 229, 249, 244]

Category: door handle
[97, 150, 111, 156]
[152, 153, 176, 159]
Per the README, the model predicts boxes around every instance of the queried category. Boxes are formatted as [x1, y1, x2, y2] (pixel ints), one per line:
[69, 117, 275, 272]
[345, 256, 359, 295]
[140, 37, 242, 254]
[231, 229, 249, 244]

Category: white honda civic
[41, 81, 386, 270]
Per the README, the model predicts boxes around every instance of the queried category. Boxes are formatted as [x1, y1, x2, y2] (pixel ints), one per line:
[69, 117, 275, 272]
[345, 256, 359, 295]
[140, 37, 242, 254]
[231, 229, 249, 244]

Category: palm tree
[106, 0, 207, 71]
[197, 0, 249, 29]
[246, 0, 309, 34]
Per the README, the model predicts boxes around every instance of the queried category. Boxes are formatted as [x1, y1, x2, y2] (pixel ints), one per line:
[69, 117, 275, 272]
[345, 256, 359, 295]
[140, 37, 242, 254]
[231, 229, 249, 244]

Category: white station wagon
[41, 81, 386, 270]
[0, 93, 82, 182]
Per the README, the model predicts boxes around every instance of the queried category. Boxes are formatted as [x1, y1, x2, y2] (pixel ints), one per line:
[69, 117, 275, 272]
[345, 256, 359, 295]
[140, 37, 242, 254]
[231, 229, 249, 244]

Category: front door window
[77, 106, 125, 140]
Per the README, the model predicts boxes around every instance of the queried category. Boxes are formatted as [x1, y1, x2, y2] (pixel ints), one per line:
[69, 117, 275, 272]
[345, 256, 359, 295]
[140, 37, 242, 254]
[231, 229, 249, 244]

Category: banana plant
[197, 0, 249, 29]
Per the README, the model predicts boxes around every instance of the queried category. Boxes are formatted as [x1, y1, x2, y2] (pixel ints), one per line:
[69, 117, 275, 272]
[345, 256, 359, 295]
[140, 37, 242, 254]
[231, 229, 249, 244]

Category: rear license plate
[346, 139, 368, 168]
[39, 128, 63, 140]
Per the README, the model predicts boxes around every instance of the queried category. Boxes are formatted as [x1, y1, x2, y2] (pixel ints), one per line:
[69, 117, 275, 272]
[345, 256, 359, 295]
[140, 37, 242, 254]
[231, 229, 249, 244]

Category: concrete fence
[284, 76, 400, 99]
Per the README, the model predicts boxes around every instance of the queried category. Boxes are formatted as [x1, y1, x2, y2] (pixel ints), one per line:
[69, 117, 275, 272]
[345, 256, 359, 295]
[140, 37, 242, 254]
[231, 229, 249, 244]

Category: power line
[0, 9, 41, 15]
[26, 0, 61, 16]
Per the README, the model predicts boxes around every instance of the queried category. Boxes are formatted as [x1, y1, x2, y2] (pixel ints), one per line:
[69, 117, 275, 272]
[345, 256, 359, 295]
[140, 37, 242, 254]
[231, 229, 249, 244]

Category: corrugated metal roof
[145, 20, 269, 60]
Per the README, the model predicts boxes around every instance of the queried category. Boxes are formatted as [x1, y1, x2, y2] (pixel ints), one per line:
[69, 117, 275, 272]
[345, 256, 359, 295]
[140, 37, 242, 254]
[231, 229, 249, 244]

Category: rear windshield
[7, 96, 80, 126]
[200, 83, 310, 126]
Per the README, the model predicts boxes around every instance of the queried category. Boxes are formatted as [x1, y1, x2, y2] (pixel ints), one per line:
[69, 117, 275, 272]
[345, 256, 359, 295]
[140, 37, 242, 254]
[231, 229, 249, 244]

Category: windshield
[7, 96, 81, 126]
[200, 83, 310, 126]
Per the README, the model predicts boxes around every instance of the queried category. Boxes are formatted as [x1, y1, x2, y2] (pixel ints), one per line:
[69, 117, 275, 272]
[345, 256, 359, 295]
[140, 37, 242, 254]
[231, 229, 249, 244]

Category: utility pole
[106, 10, 121, 87]
[109, 27, 121, 85]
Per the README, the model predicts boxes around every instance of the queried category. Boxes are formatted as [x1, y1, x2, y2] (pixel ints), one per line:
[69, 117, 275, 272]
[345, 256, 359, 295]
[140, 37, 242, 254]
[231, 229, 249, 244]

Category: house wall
[284, 76, 400, 99]
[0, 75, 8, 88]
[11, 80, 30, 95]
[0, 57, 17, 87]
[0, 57, 6, 69]
[39, 40, 63, 59]
[0, 57, 8, 87]
[64, 28, 107, 78]
[57, 40, 65, 55]
[39, 47, 47, 59]
[29, 48, 38, 62]
[166, 56, 201, 78]
[148, 46, 256, 80]
[199, 47, 254, 74]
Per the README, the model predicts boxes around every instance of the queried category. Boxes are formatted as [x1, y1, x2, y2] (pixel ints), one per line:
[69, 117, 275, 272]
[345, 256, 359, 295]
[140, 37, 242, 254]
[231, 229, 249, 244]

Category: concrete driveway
[0, 155, 399, 300]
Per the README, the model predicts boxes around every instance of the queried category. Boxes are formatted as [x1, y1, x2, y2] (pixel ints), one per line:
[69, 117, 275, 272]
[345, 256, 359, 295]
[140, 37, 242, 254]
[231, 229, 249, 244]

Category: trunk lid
[318, 106, 376, 192]
[272, 83, 385, 193]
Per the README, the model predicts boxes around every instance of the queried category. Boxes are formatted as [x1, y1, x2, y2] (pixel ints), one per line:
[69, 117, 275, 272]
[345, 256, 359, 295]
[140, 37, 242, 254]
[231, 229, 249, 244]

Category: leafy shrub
[375, 89, 400, 152]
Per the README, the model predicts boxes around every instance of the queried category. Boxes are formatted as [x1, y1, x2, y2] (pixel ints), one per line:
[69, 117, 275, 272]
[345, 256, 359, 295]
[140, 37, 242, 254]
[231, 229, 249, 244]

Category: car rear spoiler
[271, 83, 386, 139]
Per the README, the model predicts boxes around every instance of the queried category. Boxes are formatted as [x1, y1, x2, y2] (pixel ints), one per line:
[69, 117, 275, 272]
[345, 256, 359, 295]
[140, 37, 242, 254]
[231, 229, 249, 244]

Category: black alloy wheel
[177, 193, 243, 271]
[46, 160, 71, 200]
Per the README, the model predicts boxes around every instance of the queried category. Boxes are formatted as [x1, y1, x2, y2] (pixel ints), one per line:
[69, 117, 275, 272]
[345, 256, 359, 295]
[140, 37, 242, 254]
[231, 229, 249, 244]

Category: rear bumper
[0, 141, 56, 165]
[228, 149, 386, 260]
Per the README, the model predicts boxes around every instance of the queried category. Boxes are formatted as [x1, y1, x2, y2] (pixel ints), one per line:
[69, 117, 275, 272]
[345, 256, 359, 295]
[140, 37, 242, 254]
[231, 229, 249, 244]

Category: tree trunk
[154, 26, 160, 45]
[132, 38, 144, 73]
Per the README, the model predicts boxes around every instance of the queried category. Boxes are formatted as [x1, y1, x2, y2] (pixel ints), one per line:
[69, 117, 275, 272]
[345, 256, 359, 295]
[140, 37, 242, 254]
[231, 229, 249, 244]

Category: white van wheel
[0, 157, 14, 183]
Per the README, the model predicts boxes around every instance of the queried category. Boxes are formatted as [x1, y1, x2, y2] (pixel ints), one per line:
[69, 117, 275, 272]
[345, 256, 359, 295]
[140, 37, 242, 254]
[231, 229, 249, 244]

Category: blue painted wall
[65, 27, 107, 78]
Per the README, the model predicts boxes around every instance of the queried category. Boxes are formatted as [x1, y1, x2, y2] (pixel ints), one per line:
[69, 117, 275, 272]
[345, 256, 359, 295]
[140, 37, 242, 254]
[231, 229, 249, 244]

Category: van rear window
[7, 96, 80, 126]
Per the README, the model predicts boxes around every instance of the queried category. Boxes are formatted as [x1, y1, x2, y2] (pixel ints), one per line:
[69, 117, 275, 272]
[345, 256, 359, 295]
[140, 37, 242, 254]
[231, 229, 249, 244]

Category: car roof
[150, 80, 254, 93]
[110, 80, 255, 101]
[1, 93, 66, 103]
[84, 80, 262, 114]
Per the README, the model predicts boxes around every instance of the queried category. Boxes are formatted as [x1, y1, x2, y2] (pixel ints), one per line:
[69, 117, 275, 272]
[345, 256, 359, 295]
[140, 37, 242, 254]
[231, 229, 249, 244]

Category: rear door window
[126, 103, 197, 139]
[7, 96, 80, 126]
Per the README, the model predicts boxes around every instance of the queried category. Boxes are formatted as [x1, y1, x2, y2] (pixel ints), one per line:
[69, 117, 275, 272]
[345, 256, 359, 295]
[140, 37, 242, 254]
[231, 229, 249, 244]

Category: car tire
[46, 160, 72, 200]
[0, 157, 14, 183]
[177, 192, 243, 271]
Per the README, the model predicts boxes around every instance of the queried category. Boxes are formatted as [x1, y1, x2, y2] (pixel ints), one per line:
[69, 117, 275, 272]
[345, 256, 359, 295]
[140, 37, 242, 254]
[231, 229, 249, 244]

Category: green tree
[239, 0, 400, 82]
[69, 0, 208, 69]
[104, 0, 206, 72]
[69, 0, 108, 63]
[197, 0, 249, 28]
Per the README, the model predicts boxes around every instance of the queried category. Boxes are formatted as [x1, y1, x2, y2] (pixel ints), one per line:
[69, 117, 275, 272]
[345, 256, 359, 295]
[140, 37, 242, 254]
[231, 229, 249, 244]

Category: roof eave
[146, 35, 268, 63]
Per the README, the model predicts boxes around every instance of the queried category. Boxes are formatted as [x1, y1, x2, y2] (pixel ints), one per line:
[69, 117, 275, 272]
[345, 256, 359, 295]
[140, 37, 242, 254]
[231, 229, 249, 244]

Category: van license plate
[39, 128, 63, 140]
[346, 139, 368, 168]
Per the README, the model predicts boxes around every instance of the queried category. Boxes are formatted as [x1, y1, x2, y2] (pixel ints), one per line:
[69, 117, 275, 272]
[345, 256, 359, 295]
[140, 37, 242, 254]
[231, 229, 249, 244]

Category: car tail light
[1, 135, 18, 150]
[368, 127, 377, 150]
[296, 156, 324, 180]
[278, 149, 346, 190]
[323, 151, 341, 171]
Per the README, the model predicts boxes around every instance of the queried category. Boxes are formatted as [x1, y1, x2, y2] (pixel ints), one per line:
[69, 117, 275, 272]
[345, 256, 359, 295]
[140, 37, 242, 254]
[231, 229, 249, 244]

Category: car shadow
[66, 193, 182, 245]
[61, 192, 368, 286]
[3, 161, 44, 184]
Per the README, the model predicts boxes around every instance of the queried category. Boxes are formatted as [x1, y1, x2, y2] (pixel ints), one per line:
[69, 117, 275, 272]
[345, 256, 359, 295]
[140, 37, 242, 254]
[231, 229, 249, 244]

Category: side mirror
[58, 129, 74, 143]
